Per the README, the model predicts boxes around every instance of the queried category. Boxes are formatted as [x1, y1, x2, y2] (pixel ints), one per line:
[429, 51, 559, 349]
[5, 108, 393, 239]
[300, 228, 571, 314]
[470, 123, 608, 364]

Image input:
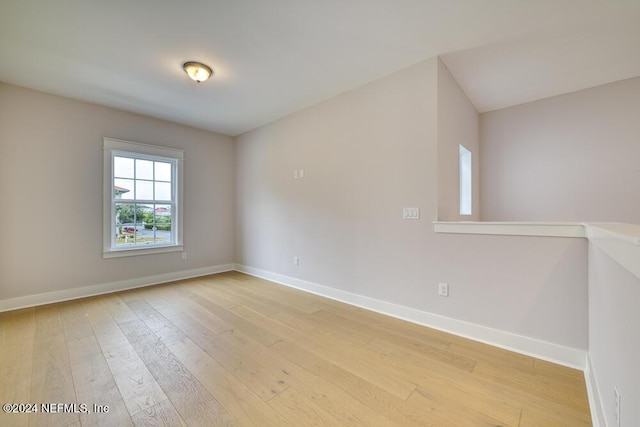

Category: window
[459, 144, 472, 216]
[103, 138, 183, 258]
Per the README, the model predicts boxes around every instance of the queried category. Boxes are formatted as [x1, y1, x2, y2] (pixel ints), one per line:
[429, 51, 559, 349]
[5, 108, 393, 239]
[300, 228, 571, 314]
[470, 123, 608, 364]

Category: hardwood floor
[0, 272, 592, 426]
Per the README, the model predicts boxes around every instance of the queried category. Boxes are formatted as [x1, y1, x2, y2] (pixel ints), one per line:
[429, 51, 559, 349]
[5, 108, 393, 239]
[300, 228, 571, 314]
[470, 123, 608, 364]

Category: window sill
[103, 244, 183, 259]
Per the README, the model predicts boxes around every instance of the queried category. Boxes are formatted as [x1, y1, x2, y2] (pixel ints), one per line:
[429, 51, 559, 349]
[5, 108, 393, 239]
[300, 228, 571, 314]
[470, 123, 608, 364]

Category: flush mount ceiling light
[182, 61, 213, 83]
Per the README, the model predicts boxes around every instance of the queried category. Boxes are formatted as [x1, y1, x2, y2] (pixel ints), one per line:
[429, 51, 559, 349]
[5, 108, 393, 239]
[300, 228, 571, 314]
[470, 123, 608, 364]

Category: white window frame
[103, 137, 184, 258]
[459, 144, 472, 216]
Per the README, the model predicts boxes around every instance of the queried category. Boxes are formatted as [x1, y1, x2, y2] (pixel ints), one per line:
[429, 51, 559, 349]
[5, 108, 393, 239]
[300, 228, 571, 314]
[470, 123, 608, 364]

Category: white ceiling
[2, 0, 639, 136]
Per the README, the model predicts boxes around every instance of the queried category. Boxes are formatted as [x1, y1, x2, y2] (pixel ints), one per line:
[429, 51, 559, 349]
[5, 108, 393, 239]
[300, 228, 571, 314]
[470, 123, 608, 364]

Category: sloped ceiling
[1, 0, 639, 136]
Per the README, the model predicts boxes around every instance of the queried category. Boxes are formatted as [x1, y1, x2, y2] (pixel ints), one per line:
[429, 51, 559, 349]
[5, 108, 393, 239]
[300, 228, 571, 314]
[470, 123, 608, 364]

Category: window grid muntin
[112, 151, 177, 249]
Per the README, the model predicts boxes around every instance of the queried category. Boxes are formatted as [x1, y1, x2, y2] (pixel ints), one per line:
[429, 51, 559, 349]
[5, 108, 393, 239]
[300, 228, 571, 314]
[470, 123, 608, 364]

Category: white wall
[437, 59, 480, 221]
[588, 241, 640, 426]
[0, 83, 235, 302]
[480, 76, 640, 222]
[236, 58, 588, 352]
[236, 59, 439, 292]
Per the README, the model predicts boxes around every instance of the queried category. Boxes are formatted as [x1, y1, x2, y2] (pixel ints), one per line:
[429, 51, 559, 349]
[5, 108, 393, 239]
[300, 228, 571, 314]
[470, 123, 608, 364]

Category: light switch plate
[438, 283, 449, 297]
[402, 207, 420, 219]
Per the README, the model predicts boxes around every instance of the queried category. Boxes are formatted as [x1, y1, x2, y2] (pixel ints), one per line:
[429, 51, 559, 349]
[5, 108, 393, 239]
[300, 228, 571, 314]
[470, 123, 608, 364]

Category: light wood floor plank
[168, 337, 291, 427]
[312, 308, 452, 352]
[0, 272, 592, 426]
[273, 312, 419, 399]
[366, 337, 477, 374]
[29, 306, 79, 427]
[59, 300, 94, 342]
[200, 281, 282, 317]
[519, 407, 591, 426]
[123, 299, 186, 346]
[308, 299, 454, 348]
[472, 360, 591, 414]
[364, 331, 590, 424]
[177, 400, 239, 427]
[99, 294, 139, 324]
[98, 330, 168, 418]
[84, 298, 131, 349]
[0, 307, 36, 343]
[118, 316, 228, 422]
[224, 305, 412, 426]
[268, 339, 430, 427]
[533, 358, 586, 383]
[128, 295, 291, 406]
[142, 286, 231, 335]
[229, 304, 306, 341]
[66, 335, 132, 427]
[180, 281, 238, 310]
[282, 366, 399, 427]
[179, 287, 282, 347]
[447, 341, 535, 371]
[190, 309, 399, 426]
[267, 387, 344, 427]
[270, 310, 318, 334]
[214, 276, 320, 315]
[407, 386, 512, 427]
[195, 329, 290, 401]
[402, 357, 523, 425]
[29, 336, 79, 427]
[0, 308, 35, 427]
[131, 399, 186, 427]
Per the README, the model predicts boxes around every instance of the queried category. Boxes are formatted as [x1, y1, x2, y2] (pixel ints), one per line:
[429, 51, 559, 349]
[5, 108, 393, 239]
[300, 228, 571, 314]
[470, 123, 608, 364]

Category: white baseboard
[234, 264, 588, 370]
[0, 264, 235, 313]
[585, 354, 606, 427]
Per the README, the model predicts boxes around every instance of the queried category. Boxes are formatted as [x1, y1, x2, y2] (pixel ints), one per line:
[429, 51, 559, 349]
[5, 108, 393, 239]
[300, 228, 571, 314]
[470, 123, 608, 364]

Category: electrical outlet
[293, 169, 299, 179]
[181, 252, 188, 260]
[293, 256, 299, 266]
[615, 386, 620, 426]
[438, 283, 449, 297]
[299, 169, 304, 178]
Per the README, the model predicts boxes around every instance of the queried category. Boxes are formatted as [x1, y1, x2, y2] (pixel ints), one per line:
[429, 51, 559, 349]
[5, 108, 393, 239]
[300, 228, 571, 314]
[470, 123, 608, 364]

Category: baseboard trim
[585, 354, 606, 427]
[0, 264, 235, 313]
[235, 263, 587, 370]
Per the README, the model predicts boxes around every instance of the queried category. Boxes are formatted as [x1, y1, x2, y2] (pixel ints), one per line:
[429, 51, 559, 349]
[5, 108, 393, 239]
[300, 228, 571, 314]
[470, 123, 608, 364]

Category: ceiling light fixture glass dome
[182, 61, 213, 83]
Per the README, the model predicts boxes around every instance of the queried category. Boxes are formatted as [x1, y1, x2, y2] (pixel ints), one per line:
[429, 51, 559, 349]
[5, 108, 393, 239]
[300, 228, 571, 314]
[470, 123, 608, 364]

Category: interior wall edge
[585, 354, 606, 427]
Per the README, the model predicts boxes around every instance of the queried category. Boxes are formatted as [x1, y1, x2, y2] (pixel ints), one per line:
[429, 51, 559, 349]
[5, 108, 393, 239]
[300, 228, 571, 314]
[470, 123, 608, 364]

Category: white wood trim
[434, 221, 586, 238]
[0, 264, 234, 313]
[586, 223, 640, 245]
[102, 244, 184, 258]
[102, 137, 185, 257]
[585, 354, 606, 427]
[103, 137, 184, 159]
[586, 223, 640, 282]
[234, 264, 587, 370]
[435, 220, 640, 279]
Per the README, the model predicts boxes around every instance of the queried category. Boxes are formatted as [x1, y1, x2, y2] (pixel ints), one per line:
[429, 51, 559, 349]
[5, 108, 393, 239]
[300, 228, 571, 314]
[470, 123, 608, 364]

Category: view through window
[113, 155, 175, 247]
[459, 144, 472, 216]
